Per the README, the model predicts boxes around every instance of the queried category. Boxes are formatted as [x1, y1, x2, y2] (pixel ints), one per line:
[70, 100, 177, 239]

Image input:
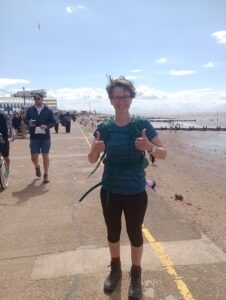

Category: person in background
[65, 112, 71, 133]
[19, 110, 27, 138]
[0, 111, 10, 170]
[12, 112, 22, 136]
[88, 76, 167, 299]
[71, 112, 76, 122]
[54, 111, 61, 134]
[25, 93, 56, 183]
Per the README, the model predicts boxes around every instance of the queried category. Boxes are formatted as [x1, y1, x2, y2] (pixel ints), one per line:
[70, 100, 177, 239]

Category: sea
[95, 112, 226, 156]
[149, 112, 226, 158]
[148, 112, 226, 129]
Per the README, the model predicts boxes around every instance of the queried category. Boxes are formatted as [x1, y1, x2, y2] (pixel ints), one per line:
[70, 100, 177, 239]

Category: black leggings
[100, 188, 148, 247]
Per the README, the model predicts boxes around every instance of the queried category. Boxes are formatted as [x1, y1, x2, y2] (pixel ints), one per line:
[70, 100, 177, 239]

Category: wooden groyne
[149, 119, 197, 123]
[156, 126, 226, 131]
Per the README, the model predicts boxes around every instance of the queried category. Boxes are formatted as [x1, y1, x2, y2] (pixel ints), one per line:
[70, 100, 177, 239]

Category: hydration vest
[79, 116, 149, 203]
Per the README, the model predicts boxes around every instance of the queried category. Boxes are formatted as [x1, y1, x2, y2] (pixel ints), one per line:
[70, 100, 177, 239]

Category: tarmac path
[0, 121, 225, 300]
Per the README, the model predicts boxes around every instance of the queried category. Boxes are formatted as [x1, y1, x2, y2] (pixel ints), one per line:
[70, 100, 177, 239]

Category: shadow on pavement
[105, 278, 122, 300]
[12, 178, 49, 205]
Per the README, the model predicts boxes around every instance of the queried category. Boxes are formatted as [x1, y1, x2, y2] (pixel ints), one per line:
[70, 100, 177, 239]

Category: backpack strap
[129, 116, 149, 169]
[87, 118, 113, 178]
[129, 116, 145, 139]
[79, 117, 149, 204]
[88, 151, 106, 177]
[99, 118, 114, 143]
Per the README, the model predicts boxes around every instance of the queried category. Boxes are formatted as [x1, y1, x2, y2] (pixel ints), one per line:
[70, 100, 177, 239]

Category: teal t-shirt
[95, 119, 157, 195]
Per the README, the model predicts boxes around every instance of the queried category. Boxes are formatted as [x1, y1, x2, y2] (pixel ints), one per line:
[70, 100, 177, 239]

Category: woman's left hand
[135, 128, 152, 151]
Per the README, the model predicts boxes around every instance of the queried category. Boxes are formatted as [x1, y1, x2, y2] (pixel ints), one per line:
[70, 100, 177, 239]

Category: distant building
[44, 97, 57, 110]
[0, 96, 33, 111]
[13, 89, 47, 98]
[0, 89, 57, 112]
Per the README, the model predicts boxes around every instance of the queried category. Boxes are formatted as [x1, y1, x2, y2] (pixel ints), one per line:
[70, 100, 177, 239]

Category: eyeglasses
[112, 95, 131, 101]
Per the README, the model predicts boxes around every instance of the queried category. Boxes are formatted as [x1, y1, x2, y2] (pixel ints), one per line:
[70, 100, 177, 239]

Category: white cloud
[48, 87, 109, 113]
[76, 5, 86, 11]
[170, 70, 196, 76]
[219, 94, 226, 100]
[132, 88, 226, 114]
[125, 75, 140, 80]
[131, 69, 143, 73]
[48, 86, 226, 114]
[0, 78, 30, 89]
[211, 30, 226, 45]
[136, 85, 165, 100]
[202, 62, 214, 68]
[155, 57, 167, 64]
[65, 5, 86, 13]
[66, 6, 74, 13]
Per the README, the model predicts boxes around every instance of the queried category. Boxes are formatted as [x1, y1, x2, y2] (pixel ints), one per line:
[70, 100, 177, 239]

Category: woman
[88, 76, 167, 299]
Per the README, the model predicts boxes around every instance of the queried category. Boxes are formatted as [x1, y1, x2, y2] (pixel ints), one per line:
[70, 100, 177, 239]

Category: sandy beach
[149, 130, 226, 253]
[81, 115, 226, 253]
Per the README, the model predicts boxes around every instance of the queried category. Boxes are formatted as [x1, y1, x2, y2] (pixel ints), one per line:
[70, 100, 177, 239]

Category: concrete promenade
[0, 122, 226, 300]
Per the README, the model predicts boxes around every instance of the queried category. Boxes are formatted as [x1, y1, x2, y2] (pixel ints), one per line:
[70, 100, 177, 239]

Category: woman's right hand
[93, 131, 105, 154]
[88, 131, 105, 164]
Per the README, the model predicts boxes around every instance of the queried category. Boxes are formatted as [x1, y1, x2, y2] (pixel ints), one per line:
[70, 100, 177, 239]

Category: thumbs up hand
[95, 131, 101, 141]
[141, 128, 147, 139]
[93, 131, 105, 154]
[135, 128, 152, 151]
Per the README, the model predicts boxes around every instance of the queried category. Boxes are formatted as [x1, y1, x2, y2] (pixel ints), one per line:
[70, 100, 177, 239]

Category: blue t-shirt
[95, 118, 157, 195]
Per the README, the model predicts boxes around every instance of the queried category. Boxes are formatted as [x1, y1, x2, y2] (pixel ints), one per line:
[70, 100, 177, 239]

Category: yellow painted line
[79, 123, 195, 300]
[76, 123, 104, 166]
[76, 123, 91, 146]
[142, 227, 194, 300]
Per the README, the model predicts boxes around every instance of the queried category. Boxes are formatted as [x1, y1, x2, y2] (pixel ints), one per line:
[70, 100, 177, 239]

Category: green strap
[88, 151, 106, 178]
[79, 174, 111, 204]
[79, 181, 103, 202]
[79, 116, 149, 204]
[87, 116, 141, 177]
[79, 156, 148, 204]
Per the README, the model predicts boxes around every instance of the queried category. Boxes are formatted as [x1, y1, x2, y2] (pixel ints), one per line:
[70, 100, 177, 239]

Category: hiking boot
[35, 165, 41, 177]
[104, 262, 122, 293]
[43, 174, 49, 183]
[128, 268, 142, 299]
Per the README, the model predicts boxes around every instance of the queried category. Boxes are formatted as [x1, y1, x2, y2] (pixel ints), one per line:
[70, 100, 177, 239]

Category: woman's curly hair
[106, 75, 136, 99]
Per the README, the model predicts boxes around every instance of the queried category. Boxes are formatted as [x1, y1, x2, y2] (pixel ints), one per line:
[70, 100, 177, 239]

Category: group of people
[12, 111, 27, 138]
[11, 109, 74, 138]
[0, 76, 167, 299]
[0, 95, 77, 184]
[54, 111, 74, 134]
[0, 93, 56, 184]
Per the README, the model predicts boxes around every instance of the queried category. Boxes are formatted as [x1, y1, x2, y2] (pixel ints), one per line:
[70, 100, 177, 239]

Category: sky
[0, 0, 226, 115]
